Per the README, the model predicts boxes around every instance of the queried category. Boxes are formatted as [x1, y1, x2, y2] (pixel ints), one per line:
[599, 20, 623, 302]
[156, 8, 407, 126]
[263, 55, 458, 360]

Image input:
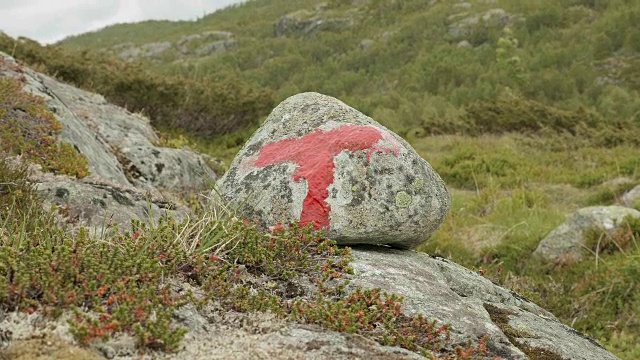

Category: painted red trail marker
[254, 124, 400, 229]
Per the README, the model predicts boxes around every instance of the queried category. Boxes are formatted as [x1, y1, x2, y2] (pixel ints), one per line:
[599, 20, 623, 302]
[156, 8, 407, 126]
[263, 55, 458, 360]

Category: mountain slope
[59, 0, 640, 136]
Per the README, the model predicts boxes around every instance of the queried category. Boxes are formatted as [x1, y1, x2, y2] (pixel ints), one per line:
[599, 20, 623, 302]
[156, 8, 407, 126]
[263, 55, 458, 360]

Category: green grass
[408, 133, 640, 358]
[502, 217, 640, 358]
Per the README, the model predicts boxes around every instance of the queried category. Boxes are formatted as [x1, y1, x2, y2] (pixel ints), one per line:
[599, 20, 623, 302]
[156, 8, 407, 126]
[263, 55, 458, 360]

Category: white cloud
[0, 0, 245, 44]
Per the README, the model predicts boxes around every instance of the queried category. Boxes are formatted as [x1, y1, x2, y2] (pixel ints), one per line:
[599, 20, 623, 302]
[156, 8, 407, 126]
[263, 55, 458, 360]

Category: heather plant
[0, 75, 89, 178]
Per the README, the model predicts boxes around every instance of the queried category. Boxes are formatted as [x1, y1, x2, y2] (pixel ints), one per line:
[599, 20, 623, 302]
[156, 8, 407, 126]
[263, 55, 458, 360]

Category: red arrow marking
[254, 124, 400, 230]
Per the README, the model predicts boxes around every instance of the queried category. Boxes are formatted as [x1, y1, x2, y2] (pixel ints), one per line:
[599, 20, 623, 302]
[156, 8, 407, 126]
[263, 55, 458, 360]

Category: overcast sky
[0, 0, 246, 44]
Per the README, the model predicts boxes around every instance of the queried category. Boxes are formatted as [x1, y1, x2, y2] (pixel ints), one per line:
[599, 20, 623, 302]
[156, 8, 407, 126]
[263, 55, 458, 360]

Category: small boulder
[621, 184, 640, 209]
[218, 92, 450, 249]
[359, 39, 375, 50]
[533, 205, 640, 263]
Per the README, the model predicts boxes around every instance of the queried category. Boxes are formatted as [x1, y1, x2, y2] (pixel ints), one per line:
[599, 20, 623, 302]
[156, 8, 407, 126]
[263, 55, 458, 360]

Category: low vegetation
[0, 159, 485, 358]
[0, 71, 88, 178]
[57, 0, 640, 140]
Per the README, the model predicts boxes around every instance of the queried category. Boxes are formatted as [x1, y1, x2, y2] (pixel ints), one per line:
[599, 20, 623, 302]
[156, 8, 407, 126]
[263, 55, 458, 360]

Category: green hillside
[59, 0, 640, 137]
[2, 0, 640, 358]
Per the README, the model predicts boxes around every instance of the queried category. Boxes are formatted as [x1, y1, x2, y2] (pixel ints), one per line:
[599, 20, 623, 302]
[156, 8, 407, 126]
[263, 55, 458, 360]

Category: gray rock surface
[38, 75, 215, 192]
[0, 51, 215, 232]
[621, 184, 640, 208]
[0, 308, 424, 360]
[348, 247, 618, 360]
[359, 38, 375, 50]
[0, 248, 618, 360]
[117, 41, 173, 60]
[113, 31, 236, 61]
[36, 178, 184, 236]
[177, 31, 236, 56]
[447, 8, 516, 43]
[274, 9, 355, 37]
[218, 92, 450, 249]
[533, 205, 640, 263]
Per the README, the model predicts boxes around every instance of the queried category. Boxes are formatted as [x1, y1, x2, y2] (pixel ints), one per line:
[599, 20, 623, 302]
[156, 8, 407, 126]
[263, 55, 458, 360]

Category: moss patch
[395, 191, 412, 208]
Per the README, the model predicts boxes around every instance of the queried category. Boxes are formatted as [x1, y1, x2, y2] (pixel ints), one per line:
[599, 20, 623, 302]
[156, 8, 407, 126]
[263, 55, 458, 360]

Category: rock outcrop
[349, 248, 617, 359]
[274, 8, 356, 38]
[0, 248, 618, 359]
[0, 309, 425, 360]
[446, 8, 520, 44]
[0, 51, 216, 233]
[176, 31, 236, 57]
[218, 92, 451, 249]
[533, 205, 640, 263]
[116, 41, 173, 60]
[114, 31, 236, 61]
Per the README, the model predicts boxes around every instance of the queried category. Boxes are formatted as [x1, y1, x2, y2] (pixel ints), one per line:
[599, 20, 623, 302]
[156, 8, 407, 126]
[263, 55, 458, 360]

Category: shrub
[464, 94, 600, 135]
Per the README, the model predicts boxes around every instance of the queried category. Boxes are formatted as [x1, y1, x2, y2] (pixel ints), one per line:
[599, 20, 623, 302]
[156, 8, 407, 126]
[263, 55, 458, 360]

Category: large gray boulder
[533, 205, 640, 263]
[218, 92, 450, 249]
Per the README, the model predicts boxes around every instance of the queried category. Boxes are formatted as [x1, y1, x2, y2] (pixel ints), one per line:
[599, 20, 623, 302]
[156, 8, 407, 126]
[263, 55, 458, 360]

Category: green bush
[464, 94, 600, 135]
